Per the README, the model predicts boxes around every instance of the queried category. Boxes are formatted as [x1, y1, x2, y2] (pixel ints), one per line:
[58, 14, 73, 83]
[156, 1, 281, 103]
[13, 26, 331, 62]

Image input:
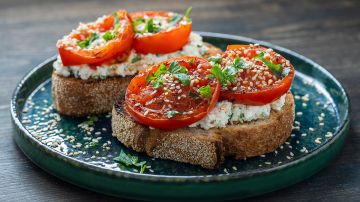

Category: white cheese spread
[53, 32, 209, 80]
[190, 94, 287, 130]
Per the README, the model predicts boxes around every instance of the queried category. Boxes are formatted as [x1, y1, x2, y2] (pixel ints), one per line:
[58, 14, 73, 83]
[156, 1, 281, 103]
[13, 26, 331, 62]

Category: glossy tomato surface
[130, 11, 192, 54]
[219, 44, 295, 105]
[57, 10, 134, 66]
[124, 56, 220, 130]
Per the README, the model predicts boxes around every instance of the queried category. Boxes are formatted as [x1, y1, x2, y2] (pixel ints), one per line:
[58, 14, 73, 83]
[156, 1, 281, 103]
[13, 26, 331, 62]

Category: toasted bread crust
[52, 73, 132, 116]
[112, 93, 294, 169]
[52, 43, 222, 116]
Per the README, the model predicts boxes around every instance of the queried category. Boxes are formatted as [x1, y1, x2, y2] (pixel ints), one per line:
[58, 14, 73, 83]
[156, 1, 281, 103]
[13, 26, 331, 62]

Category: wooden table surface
[1, 0, 359, 201]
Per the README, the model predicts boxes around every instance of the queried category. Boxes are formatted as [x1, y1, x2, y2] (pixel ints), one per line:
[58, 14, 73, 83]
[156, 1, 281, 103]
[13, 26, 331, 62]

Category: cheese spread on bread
[53, 33, 208, 80]
[190, 94, 286, 129]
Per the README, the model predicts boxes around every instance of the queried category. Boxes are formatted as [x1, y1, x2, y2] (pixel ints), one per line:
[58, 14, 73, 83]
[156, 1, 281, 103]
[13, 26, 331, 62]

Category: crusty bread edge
[112, 92, 294, 169]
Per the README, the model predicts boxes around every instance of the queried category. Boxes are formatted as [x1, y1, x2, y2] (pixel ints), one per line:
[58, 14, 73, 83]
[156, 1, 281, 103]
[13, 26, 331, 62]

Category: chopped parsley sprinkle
[254, 52, 283, 78]
[189, 91, 200, 100]
[131, 54, 141, 63]
[185, 6, 192, 22]
[102, 31, 116, 41]
[209, 57, 246, 86]
[77, 33, 99, 49]
[145, 18, 161, 33]
[169, 13, 182, 25]
[199, 84, 212, 99]
[146, 61, 190, 88]
[208, 55, 222, 64]
[82, 115, 98, 126]
[114, 150, 148, 174]
[166, 110, 179, 118]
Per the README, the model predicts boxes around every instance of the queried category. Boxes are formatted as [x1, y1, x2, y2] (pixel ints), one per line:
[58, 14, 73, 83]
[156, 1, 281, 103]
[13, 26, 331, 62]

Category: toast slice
[112, 92, 294, 169]
[52, 43, 222, 116]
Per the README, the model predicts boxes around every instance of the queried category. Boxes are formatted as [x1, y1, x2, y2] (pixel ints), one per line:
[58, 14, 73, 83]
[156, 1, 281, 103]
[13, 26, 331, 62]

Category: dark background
[0, 0, 359, 201]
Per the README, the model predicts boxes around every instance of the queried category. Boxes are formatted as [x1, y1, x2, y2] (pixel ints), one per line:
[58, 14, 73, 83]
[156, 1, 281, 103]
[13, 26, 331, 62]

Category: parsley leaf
[185, 6, 192, 22]
[210, 64, 226, 85]
[168, 61, 190, 86]
[82, 115, 98, 126]
[77, 33, 99, 49]
[166, 110, 179, 118]
[233, 57, 246, 69]
[145, 18, 160, 33]
[114, 150, 148, 174]
[199, 84, 212, 99]
[189, 58, 194, 66]
[133, 18, 146, 33]
[189, 91, 200, 100]
[131, 54, 141, 63]
[254, 52, 283, 78]
[208, 55, 222, 64]
[152, 78, 164, 89]
[102, 31, 115, 41]
[169, 61, 188, 74]
[169, 14, 182, 25]
[173, 73, 190, 86]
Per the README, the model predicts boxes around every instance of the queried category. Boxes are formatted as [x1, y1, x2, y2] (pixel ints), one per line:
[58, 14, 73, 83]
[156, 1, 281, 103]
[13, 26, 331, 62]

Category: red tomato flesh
[220, 44, 295, 105]
[124, 56, 220, 130]
[130, 11, 192, 54]
[57, 10, 134, 66]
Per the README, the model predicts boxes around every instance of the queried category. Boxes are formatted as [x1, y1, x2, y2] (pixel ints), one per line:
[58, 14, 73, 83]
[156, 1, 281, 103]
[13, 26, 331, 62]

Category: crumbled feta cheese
[231, 104, 270, 123]
[270, 94, 286, 111]
[189, 101, 232, 130]
[192, 94, 288, 130]
[53, 32, 208, 80]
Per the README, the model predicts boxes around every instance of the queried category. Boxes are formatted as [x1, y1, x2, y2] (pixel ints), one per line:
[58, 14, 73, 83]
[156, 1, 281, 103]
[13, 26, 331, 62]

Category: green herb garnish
[189, 91, 200, 100]
[133, 18, 146, 33]
[88, 141, 98, 148]
[185, 6, 192, 22]
[145, 18, 161, 33]
[199, 84, 212, 99]
[169, 61, 190, 86]
[210, 64, 226, 85]
[82, 115, 98, 126]
[208, 55, 222, 64]
[131, 54, 141, 63]
[114, 150, 148, 174]
[166, 110, 179, 118]
[209, 57, 246, 86]
[146, 63, 167, 88]
[146, 62, 190, 88]
[169, 14, 182, 25]
[102, 31, 116, 41]
[77, 33, 99, 49]
[254, 52, 283, 78]
[189, 58, 194, 66]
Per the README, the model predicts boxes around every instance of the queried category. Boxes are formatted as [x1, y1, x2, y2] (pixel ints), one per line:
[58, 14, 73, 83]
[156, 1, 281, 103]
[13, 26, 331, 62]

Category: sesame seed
[315, 137, 322, 144]
[325, 132, 333, 138]
[301, 133, 307, 137]
[296, 112, 303, 116]
[144, 110, 149, 116]
[309, 127, 315, 132]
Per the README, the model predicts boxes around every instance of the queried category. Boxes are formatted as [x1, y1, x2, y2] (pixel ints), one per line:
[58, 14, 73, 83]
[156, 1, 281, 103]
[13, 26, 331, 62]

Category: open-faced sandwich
[112, 44, 295, 169]
[52, 8, 222, 116]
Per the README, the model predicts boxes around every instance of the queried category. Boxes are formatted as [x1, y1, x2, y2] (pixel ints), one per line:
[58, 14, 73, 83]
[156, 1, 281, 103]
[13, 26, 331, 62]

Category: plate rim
[10, 32, 351, 183]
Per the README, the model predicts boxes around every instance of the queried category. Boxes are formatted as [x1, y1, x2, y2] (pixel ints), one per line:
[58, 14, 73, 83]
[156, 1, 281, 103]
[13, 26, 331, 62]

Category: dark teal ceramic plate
[11, 32, 350, 201]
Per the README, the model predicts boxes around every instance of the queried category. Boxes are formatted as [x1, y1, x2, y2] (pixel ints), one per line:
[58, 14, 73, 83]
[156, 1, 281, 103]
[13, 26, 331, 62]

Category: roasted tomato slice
[129, 10, 192, 54]
[124, 56, 220, 130]
[57, 10, 134, 66]
[216, 44, 294, 105]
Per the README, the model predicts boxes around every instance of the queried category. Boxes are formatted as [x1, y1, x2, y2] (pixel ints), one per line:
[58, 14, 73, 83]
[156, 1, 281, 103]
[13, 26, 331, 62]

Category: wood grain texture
[0, 0, 359, 201]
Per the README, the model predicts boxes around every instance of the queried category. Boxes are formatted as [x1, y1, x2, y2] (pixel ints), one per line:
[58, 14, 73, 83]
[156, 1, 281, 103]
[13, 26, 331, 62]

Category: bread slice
[52, 43, 222, 116]
[112, 92, 294, 169]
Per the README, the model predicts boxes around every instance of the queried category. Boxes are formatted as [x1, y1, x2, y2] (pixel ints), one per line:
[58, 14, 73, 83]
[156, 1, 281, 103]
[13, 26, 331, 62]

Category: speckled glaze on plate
[11, 32, 350, 201]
